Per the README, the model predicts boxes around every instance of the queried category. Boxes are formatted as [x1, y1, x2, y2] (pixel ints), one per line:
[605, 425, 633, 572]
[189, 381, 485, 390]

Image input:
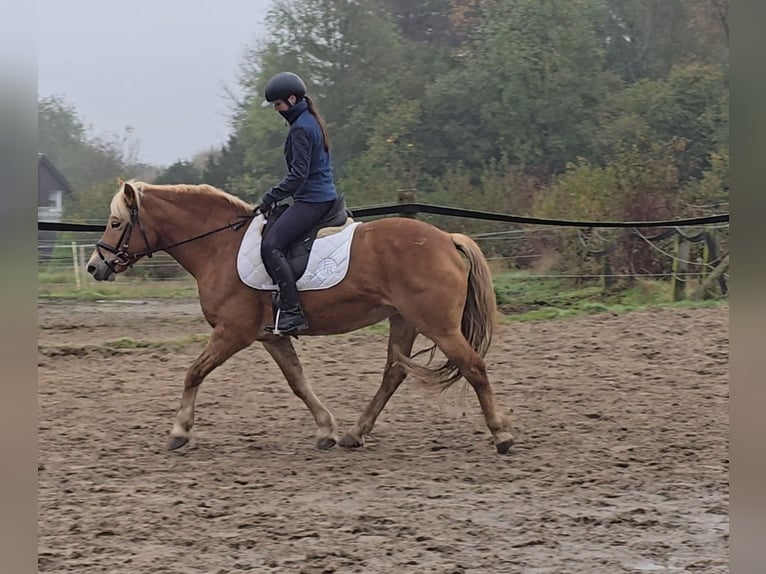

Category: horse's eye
[111, 221, 121, 229]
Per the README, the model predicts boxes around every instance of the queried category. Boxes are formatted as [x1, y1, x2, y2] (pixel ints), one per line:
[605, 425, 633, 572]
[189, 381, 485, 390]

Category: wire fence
[38, 220, 729, 299]
[38, 198, 729, 305]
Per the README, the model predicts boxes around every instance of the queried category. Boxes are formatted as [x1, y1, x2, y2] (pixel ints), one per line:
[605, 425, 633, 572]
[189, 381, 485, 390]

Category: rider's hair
[304, 96, 331, 152]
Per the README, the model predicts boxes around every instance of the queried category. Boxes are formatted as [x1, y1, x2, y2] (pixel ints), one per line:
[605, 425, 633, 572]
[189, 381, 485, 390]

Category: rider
[257, 71, 338, 335]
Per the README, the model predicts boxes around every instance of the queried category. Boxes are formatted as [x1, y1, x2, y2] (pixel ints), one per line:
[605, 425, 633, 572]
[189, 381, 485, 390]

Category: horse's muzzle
[85, 254, 117, 281]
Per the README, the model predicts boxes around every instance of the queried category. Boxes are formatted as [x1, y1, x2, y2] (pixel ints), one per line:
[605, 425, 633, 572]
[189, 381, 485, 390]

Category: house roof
[38, 153, 74, 195]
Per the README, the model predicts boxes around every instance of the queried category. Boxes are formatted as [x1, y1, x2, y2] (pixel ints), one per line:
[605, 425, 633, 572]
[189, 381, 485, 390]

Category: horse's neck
[145, 191, 247, 278]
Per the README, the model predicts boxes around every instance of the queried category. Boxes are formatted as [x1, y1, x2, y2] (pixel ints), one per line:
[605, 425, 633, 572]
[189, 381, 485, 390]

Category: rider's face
[273, 95, 296, 112]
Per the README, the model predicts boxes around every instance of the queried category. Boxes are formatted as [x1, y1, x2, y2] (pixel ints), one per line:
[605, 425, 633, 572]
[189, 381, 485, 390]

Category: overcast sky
[38, 0, 273, 166]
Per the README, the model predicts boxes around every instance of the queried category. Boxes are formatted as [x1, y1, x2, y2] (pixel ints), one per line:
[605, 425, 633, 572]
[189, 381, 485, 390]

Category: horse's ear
[117, 177, 125, 186]
[123, 182, 138, 208]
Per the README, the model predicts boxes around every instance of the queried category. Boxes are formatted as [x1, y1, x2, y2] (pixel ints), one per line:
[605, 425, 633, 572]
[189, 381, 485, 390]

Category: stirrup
[266, 307, 309, 337]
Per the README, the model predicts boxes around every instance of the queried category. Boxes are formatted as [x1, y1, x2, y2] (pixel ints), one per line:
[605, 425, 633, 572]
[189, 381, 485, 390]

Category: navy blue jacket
[266, 99, 337, 204]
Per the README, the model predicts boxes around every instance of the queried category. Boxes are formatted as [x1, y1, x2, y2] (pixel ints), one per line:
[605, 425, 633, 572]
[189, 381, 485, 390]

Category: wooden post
[601, 256, 614, 292]
[672, 235, 690, 301]
[703, 230, 727, 296]
[78, 245, 87, 283]
[701, 232, 711, 280]
[691, 253, 729, 301]
[397, 189, 417, 219]
[71, 241, 82, 290]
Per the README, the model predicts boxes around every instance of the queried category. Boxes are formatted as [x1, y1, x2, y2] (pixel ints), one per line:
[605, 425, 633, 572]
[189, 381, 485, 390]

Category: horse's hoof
[316, 437, 337, 450]
[339, 433, 364, 448]
[168, 436, 189, 451]
[495, 435, 514, 455]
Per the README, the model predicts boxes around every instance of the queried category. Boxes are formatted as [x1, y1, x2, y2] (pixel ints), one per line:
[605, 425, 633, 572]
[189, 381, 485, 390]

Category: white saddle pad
[236, 214, 362, 291]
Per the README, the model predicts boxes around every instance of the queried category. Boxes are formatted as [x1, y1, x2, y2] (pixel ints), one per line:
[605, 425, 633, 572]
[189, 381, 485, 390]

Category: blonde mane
[111, 180, 252, 221]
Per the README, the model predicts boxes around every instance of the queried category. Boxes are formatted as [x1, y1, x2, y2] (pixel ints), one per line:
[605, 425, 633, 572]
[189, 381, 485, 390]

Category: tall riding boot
[264, 249, 309, 335]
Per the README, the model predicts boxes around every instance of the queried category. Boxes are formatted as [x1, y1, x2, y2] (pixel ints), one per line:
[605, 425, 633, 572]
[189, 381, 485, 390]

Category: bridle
[95, 205, 253, 274]
[95, 206, 153, 274]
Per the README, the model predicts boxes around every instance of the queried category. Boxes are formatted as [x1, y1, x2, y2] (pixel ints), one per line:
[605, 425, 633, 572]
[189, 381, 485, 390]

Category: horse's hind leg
[169, 326, 252, 450]
[261, 336, 339, 449]
[339, 315, 418, 448]
[431, 330, 514, 454]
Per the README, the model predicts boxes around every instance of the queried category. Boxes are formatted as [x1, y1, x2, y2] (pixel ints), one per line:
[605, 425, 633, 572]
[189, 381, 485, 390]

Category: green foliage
[417, 0, 610, 178]
[231, 0, 453, 199]
[535, 139, 681, 223]
[153, 160, 203, 185]
[682, 0, 729, 67]
[593, 64, 728, 182]
[479, 0, 608, 174]
[533, 141, 684, 279]
[262, 0, 423, 164]
[535, 161, 618, 222]
[611, 0, 729, 80]
[598, 1, 728, 81]
[338, 100, 423, 205]
[599, 0, 690, 81]
[416, 66, 499, 175]
[64, 180, 119, 223]
[202, 134, 247, 191]
[684, 149, 729, 210]
[423, 158, 540, 258]
[375, 0, 463, 46]
[38, 95, 130, 193]
[208, 0, 728, 235]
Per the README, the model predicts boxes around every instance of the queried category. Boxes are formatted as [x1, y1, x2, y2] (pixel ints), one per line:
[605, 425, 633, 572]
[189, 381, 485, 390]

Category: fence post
[397, 189, 417, 219]
[701, 232, 711, 280]
[601, 256, 614, 292]
[71, 241, 82, 290]
[672, 235, 690, 301]
[703, 229, 727, 296]
[78, 245, 87, 284]
[691, 252, 729, 301]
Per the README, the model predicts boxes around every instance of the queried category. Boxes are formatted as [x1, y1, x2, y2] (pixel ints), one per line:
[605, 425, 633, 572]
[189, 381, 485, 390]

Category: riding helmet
[261, 72, 307, 107]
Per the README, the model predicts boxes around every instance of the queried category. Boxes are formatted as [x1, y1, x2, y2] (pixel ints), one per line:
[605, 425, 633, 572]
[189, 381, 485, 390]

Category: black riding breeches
[261, 199, 335, 265]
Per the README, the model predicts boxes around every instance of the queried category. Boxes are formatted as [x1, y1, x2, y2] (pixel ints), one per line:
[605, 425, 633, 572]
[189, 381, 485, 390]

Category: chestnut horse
[86, 180, 514, 454]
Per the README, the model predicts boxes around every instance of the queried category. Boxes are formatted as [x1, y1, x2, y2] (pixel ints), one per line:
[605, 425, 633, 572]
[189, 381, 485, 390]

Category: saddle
[261, 195, 353, 281]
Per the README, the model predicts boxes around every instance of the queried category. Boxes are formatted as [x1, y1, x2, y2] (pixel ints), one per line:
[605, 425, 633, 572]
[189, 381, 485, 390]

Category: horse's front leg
[260, 336, 338, 450]
[168, 326, 252, 450]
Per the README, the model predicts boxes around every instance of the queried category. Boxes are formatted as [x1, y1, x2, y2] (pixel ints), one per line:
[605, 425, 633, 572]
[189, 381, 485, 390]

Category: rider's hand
[256, 194, 275, 215]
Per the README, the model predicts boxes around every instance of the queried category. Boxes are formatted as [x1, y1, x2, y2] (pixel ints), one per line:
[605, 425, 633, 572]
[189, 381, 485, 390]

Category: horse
[86, 180, 514, 454]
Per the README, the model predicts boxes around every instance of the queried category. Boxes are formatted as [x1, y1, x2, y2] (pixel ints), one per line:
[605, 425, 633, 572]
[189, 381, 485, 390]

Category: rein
[149, 215, 253, 254]
[96, 206, 255, 272]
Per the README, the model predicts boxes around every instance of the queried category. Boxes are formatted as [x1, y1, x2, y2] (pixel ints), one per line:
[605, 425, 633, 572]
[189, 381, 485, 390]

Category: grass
[39, 334, 211, 356]
[493, 272, 727, 322]
[102, 334, 210, 350]
[38, 270, 727, 324]
[38, 275, 199, 300]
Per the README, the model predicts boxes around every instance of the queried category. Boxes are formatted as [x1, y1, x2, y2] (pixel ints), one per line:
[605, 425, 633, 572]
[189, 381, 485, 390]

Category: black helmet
[261, 72, 306, 107]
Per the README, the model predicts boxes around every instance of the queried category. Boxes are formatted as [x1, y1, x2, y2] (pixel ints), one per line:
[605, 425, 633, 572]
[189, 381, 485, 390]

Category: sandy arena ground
[38, 299, 729, 573]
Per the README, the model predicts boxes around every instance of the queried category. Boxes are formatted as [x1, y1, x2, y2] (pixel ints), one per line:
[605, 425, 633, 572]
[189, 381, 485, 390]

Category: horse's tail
[396, 233, 496, 391]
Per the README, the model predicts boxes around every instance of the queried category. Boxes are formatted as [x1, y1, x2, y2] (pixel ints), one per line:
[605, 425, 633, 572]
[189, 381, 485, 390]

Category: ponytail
[304, 95, 331, 152]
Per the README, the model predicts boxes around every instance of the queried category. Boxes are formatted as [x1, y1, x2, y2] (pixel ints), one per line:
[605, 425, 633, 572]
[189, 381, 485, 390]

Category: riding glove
[257, 193, 276, 215]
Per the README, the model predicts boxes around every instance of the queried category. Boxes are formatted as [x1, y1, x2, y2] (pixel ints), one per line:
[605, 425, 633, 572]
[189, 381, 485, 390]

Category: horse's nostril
[87, 265, 96, 273]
